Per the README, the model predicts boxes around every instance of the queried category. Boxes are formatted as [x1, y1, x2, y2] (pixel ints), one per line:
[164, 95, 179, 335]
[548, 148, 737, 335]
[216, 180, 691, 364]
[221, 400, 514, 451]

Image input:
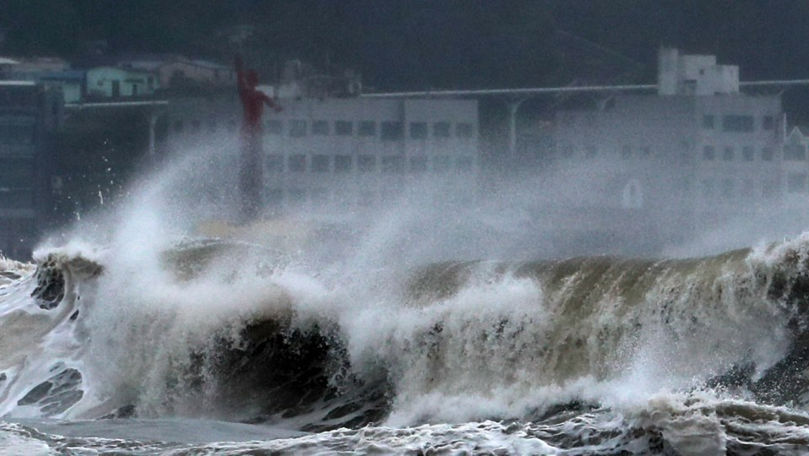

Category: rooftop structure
[657, 47, 739, 96]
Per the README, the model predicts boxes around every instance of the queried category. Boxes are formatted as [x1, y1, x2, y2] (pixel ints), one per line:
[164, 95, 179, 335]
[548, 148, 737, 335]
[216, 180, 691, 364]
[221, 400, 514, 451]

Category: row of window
[0, 125, 35, 146]
[0, 189, 34, 209]
[702, 145, 775, 161]
[566, 143, 782, 162]
[0, 89, 37, 108]
[787, 172, 809, 194]
[0, 159, 34, 188]
[266, 153, 475, 174]
[172, 117, 476, 140]
[562, 145, 653, 159]
[272, 119, 475, 140]
[700, 177, 780, 199]
[263, 188, 473, 208]
[702, 114, 774, 132]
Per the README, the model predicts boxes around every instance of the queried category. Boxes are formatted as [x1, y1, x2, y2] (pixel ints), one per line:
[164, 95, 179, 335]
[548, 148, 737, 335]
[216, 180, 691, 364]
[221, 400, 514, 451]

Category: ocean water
[1, 233, 809, 454]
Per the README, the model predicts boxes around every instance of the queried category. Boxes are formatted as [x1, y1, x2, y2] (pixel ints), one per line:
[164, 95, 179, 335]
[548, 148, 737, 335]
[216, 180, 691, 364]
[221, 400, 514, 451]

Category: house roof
[0, 80, 36, 86]
[159, 58, 230, 71]
[87, 66, 155, 76]
[39, 70, 86, 81]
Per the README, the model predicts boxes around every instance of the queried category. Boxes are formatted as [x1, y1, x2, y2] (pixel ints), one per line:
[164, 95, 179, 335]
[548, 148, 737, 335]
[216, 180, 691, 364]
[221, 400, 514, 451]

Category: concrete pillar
[148, 111, 159, 157]
[506, 98, 528, 165]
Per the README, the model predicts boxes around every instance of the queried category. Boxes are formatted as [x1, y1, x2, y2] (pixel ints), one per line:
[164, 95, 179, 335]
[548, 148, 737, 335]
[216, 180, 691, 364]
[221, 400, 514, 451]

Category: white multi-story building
[551, 48, 786, 248]
[167, 95, 479, 215]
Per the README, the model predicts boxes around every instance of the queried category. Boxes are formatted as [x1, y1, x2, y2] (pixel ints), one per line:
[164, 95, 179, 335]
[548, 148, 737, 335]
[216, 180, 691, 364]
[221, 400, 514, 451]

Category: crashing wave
[1, 236, 809, 439]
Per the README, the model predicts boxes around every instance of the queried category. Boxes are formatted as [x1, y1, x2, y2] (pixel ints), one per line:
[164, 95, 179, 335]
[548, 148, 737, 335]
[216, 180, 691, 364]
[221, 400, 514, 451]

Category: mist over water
[2, 135, 809, 454]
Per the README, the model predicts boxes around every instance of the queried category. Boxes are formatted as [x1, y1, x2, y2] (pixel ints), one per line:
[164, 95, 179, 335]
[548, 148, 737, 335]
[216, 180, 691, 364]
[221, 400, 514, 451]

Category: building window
[335, 155, 352, 173]
[723, 146, 734, 161]
[741, 178, 755, 198]
[410, 122, 428, 139]
[762, 147, 774, 161]
[621, 145, 631, 159]
[288, 188, 306, 203]
[359, 121, 376, 137]
[288, 154, 306, 172]
[266, 188, 283, 207]
[335, 120, 353, 136]
[266, 154, 283, 172]
[0, 189, 33, 209]
[312, 154, 330, 172]
[763, 115, 774, 130]
[173, 120, 184, 133]
[703, 145, 715, 160]
[266, 120, 282, 134]
[456, 123, 474, 138]
[358, 155, 376, 172]
[382, 156, 404, 173]
[722, 115, 754, 132]
[788, 172, 807, 193]
[289, 120, 307, 137]
[409, 156, 428, 173]
[0, 124, 35, 145]
[702, 179, 715, 197]
[358, 191, 375, 207]
[433, 155, 451, 173]
[721, 178, 734, 198]
[585, 145, 597, 158]
[0, 159, 34, 189]
[562, 145, 574, 158]
[381, 121, 403, 140]
[310, 188, 328, 204]
[742, 146, 754, 161]
[433, 122, 450, 138]
[456, 156, 474, 172]
[763, 178, 780, 198]
[312, 120, 329, 135]
[784, 144, 806, 161]
[702, 115, 715, 129]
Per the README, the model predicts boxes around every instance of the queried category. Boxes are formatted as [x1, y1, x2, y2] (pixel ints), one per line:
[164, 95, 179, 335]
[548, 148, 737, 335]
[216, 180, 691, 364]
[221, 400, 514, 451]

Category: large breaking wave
[2, 231, 809, 453]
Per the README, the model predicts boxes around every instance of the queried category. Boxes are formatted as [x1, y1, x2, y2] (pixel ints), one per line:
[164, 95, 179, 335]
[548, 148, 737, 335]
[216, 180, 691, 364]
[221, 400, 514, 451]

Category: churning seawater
[2, 231, 809, 455]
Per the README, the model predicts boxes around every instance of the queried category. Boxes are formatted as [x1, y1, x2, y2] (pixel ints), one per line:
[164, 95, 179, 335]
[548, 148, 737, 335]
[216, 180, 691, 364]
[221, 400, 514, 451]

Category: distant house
[117, 54, 233, 91]
[39, 71, 85, 103]
[157, 59, 235, 90]
[2, 58, 82, 103]
[85, 66, 159, 98]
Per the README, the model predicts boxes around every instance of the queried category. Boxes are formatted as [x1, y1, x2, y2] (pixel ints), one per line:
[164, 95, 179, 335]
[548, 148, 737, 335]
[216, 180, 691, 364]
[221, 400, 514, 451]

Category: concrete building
[0, 81, 62, 259]
[550, 48, 785, 250]
[157, 59, 234, 90]
[85, 66, 159, 99]
[118, 54, 234, 90]
[37, 71, 85, 104]
[167, 94, 479, 216]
